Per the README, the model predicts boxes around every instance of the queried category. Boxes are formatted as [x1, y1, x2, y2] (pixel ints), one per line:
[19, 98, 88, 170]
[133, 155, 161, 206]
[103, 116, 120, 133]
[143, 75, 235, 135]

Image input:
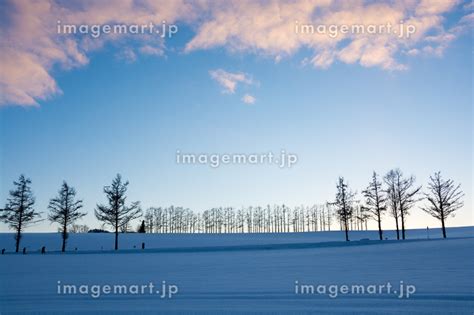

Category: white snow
[0, 227, 473, 314]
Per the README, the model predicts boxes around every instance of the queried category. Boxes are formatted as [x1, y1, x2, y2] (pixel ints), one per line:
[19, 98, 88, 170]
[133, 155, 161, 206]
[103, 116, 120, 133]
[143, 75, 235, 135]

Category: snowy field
[0, 227, 473, 314]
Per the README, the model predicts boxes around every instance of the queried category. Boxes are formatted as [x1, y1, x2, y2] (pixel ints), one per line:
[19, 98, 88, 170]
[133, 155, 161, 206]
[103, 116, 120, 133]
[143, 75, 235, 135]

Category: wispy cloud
[241, 94, 256, 104]
[0, 0, 470, 107]
[139, 45, 165, 56]
[115, 47, 137, 63]
[209, 69, 253, 94]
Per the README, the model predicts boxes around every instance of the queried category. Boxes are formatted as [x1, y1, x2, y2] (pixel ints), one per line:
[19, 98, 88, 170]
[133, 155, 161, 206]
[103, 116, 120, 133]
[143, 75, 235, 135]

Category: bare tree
[334, 177, 355, 241]
[355, 202, 370, 231]
[421, 172, 464, 238]
[394, 169, 421, 240]
[0, 175, 41, 252]
[70, 224, 89, 233]
[384, 170, 400, 239]
[237, 208, 245, 233]
[144, 208, 154, 233]
[362, 171, 386, 240]
[48, 181, 86, 252]
[95, 174, 141, 250]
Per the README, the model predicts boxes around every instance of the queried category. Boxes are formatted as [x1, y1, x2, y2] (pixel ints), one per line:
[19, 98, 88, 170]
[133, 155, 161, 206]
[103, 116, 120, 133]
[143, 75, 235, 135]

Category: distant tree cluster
[0, 169, 465, 252]
[143, 204, 338, 234]
[70, 224, 90, 233]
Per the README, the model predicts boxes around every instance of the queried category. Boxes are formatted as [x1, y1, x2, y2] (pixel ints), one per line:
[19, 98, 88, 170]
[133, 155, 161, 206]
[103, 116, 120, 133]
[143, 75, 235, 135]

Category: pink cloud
[0, 0, 469, 107]
[209, 69, 253, 94]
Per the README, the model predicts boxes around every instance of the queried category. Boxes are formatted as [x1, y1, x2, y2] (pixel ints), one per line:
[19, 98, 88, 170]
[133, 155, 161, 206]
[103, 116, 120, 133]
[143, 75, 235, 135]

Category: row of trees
[0, 170, 464, 251]
[334, 169, 464, 241]
[0, 174, 141, 252]
[142, 203, 360, 234]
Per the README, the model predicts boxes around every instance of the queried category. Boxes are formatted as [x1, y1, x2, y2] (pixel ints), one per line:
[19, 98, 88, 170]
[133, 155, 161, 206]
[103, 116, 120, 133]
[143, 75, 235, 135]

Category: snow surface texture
[0, 227, 473, 314]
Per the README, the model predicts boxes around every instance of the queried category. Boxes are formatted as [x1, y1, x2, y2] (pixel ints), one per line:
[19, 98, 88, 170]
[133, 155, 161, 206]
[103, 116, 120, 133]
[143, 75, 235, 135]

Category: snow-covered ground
[0, 227, 473, 314]
[1, 226, 472, 253]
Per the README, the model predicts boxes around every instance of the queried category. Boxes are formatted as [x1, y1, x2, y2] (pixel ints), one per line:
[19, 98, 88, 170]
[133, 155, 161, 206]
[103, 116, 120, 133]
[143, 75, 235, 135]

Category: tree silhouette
[95, 174, 141, 250]
[48, 181, 86, 252]
[0, 175, 41, 252]
[384, 170, 400, 240]
[362, 171, 386, 240]
[421, 172, 464, 238]
[138, 220, 146, 233]
[394, 169, 421, 240]
[334, 177, 355, 241]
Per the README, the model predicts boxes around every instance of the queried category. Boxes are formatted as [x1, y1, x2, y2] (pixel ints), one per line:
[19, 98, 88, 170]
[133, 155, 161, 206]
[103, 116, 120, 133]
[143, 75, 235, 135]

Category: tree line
[0, 169, 464, 251]
[143, 203, 340, 234]
[333, 169, 463, 242]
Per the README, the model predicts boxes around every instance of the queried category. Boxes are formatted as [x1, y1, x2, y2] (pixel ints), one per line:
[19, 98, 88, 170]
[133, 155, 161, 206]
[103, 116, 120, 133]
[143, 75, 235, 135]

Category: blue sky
[0, 0, 472, 232]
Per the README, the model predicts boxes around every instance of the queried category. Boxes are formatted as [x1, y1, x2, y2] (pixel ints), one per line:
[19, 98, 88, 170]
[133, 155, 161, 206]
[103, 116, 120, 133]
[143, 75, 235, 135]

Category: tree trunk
[400, 209, 406, 240]
[62, 222, 67, 252]
[377, 212, 383, 240]
[115, 210, 119, 250]
[395, 217, 400, 240]
[440, 206, 446, 239]
[344, 220, 349, 241]
[61, 235, 66, 252]
[15, 228, 21, 253]
[441, 217, 447, 239]
[115, 228, 119, 250]
[15, 205, 24, 253]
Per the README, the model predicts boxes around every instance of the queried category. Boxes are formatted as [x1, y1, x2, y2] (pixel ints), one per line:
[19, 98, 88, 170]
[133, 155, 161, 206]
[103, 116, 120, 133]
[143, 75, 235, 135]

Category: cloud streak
[209, 69, 253, 94]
